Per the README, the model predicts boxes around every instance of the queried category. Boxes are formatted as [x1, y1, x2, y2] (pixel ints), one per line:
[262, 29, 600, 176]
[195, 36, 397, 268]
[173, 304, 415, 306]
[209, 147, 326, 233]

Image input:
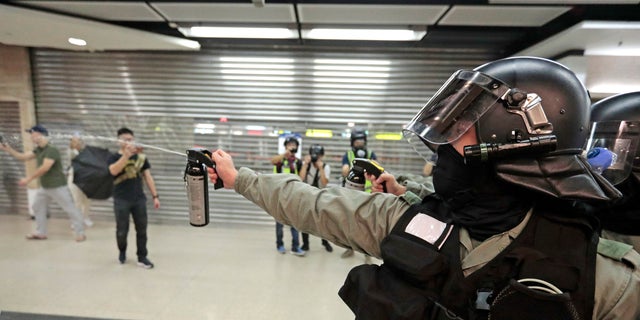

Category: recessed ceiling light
[68, 37, 87, 46]
[303, 28, 426, 41]
[179, 26, 298, 39]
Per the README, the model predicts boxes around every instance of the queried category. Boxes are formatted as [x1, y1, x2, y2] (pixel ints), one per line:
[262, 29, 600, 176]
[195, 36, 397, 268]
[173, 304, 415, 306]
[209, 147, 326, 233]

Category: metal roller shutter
[30, 46, 495, 225]
[0, 101, 29, 214]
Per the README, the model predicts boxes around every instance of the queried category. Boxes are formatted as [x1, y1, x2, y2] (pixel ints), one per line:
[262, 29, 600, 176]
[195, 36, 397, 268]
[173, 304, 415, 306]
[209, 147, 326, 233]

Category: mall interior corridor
[0, 213, 376, 320]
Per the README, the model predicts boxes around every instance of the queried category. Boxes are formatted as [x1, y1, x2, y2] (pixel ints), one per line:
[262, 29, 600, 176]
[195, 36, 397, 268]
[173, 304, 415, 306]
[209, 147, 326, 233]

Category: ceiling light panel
[439, 5, 571, 27]
[180, 26, 298, 39]
[298, 4, 448, 25]
[150, 2, 296, 23]
[303, 28, 426, 41]
[11, 1, 164, 21]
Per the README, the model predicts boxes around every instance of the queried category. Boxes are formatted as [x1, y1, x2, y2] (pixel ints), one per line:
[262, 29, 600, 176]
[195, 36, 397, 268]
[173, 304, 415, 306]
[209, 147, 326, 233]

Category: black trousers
[302, 232, 330, 249]
[114, 198, 148, 258]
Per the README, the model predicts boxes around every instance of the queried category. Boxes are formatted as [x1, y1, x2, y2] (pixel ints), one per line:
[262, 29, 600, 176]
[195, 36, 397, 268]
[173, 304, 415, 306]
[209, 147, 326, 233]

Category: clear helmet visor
[585, 120, 640, 185]
[402, 70, 511, 160]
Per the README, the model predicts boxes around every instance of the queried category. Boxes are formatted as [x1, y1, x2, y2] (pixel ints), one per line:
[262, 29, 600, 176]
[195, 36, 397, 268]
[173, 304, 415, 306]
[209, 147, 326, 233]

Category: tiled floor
[0, 213, 378, 320]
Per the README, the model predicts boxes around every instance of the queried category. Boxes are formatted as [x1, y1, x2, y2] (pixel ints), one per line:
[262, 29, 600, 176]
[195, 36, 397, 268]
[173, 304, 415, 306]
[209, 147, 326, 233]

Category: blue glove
[586, 147, 616, 174]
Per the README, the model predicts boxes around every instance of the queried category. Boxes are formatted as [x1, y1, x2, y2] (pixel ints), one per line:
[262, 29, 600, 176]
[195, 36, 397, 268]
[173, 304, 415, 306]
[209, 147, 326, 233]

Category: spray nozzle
[186, 148, 224, 190]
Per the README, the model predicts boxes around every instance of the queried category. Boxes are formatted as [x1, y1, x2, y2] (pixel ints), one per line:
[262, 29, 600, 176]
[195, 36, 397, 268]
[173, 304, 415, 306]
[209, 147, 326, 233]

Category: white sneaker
[290, 248, 306, 256]
[84, 218, 94, 227]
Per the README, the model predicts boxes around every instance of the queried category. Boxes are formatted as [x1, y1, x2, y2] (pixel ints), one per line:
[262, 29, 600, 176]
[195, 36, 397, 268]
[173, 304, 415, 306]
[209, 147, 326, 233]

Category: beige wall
[586, 55, 640, 99]
[556, 54, 640, 100]
[0, 44, 38, 187]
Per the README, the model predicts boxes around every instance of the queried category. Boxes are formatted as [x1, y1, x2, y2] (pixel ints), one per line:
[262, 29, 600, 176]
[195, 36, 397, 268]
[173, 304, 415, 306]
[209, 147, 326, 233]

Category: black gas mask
[309, 144, 325, 163]
[353, 147, 368, 158]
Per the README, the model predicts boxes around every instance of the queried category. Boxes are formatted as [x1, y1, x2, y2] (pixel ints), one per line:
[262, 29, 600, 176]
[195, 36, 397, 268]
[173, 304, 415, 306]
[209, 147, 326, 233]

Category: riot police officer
[586, 91, 640, 252]
[208, 57, 640, 319]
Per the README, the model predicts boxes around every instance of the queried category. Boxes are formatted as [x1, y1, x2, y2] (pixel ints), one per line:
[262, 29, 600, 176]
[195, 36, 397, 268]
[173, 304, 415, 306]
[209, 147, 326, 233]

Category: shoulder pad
[597, 238, 637, 266]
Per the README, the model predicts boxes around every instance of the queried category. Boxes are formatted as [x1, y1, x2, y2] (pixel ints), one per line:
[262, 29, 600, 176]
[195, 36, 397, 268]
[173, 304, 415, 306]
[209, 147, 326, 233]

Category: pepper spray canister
[184, 148, 224, 227]
[344, 158, 387, 192]
[184, 161, 209, 227]
[344, 166, 365, 191]
[185, 159, 209, 227]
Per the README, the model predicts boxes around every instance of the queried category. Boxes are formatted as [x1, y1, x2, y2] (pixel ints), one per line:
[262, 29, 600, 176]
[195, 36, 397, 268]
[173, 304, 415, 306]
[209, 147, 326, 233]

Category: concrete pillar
[0, 44, 39, 189]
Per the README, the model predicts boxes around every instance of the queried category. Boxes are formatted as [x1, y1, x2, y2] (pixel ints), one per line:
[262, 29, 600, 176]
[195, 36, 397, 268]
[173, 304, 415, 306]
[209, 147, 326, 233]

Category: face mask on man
[353, 147, 367, 158]
[432, 143, 530, 241]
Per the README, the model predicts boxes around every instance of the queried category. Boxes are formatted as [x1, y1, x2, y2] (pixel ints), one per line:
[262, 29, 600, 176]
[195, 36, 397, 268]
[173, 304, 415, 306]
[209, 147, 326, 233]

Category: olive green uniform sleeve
[396, 174, 434, 199]
[402, 180, 434, 199]
[593, 239, 640, 319]
[235, 167, 412, 258]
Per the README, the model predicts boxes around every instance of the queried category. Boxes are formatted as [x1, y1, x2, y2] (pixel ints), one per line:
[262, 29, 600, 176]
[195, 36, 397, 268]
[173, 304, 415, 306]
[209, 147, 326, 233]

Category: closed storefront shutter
[30, 46, 494, 225]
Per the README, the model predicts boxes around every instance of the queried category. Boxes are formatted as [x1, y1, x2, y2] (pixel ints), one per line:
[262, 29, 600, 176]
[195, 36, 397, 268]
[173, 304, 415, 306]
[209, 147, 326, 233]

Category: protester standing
[0, 125, 86, 241]
[108, 128, 159, 269]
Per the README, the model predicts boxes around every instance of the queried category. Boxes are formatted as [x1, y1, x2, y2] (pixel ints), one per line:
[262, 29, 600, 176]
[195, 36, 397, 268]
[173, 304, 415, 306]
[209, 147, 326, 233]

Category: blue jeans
[275, 222, 299, 250]
[114, 198, 148, 259]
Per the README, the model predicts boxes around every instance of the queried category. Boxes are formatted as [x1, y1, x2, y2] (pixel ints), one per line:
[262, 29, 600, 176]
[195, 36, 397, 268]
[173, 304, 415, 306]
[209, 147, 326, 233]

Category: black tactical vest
[339, 197, 597, 320]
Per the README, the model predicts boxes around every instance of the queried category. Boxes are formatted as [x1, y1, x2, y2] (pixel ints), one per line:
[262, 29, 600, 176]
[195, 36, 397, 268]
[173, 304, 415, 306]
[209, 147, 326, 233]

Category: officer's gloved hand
[209, 149, 238, 189]
[368, 172, 406, 196]
[586, 147, 617, 174]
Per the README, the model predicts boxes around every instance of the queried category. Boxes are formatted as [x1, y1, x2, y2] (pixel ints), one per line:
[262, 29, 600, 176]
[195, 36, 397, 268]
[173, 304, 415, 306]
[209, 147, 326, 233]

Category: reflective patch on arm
[405, 213, 453, 250]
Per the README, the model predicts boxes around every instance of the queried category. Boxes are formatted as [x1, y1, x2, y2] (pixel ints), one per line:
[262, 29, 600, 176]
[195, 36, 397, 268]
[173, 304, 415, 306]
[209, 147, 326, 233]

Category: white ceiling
[11, 1, 165, 21]
[1, 0, 639, 57]
[517, 21, 640, 57]
[0, 3, 200, 51]
[438, 5, 571, 27]
[150, 3, 297, 23]
[297, 4, 449, 25]
[12, 0, 164, 22]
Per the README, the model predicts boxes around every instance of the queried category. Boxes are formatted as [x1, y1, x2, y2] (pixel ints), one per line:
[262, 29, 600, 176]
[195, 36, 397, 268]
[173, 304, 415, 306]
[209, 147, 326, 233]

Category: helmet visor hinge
[506, 89, 528, 107]
[503, 89, 554, 135]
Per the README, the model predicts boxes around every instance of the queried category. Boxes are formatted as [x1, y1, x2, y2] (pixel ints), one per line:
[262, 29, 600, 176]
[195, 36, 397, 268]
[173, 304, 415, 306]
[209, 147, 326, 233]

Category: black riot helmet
[474, 57, 590, 155]
[350, 129, 367, 147]
[586, 91, 640, 185]
[404, 56, 589, 163]
[404, 56, 620, 202]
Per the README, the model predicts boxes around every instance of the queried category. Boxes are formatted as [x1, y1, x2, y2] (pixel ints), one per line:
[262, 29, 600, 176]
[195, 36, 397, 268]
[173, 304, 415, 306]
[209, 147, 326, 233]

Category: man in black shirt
[108, 128, 160, 269]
